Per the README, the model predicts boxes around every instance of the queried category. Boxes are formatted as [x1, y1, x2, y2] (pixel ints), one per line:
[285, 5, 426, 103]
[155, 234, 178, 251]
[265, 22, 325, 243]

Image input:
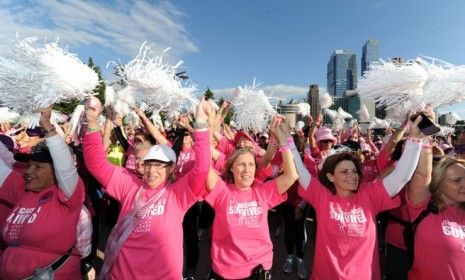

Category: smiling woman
[205, 116, 299, 280]
[0, 107, 84, 280]
[82, 96, 212, 279]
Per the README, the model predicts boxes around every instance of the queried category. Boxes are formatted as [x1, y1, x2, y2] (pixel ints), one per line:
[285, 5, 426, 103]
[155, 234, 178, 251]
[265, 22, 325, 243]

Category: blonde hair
[222, 148, 257, 184]
[430, 156, 465, 211]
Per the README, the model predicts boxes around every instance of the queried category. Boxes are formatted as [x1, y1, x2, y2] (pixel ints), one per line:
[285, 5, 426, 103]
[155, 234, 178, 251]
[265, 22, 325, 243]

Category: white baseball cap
[143, 145, 177, 163]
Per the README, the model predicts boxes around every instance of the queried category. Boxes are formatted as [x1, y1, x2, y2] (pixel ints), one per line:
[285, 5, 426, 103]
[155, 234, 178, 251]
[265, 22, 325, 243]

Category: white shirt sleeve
[45, 134, 79, 199]
[290, 140, 311, 190]
[0, 142, 14, 187]
[383, 138, 422, 197]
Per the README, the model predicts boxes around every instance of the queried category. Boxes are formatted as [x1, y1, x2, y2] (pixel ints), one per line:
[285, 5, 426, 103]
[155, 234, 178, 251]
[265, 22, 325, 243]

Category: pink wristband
[279, 144, 290, 153]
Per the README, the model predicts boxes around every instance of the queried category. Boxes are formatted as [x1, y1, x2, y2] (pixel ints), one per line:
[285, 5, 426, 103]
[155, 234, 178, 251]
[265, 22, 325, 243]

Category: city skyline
[1, 0, 465, 118]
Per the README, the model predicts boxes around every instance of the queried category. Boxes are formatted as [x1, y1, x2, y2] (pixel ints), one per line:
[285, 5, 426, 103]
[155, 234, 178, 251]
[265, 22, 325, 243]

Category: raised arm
[383, 116, 425, 197]
[271, 117, 299, 195]
[39, 106, 79, 199]
[82, 97, 119, 187]
[133, 107, 169, 145]
[186, 98, 212, 197]
[407, 140, 433, 205]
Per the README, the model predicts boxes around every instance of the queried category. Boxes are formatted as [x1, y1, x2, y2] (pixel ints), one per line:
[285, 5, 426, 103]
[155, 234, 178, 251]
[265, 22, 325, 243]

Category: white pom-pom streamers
[369, 118, 391, 129]
[337, 107, 353, 119]
[445, 112, 461, 125]
[357, 104, 370, 121]
[296, 103, 310, 116]
[110, 42, 198, 120]
[359, 56, 465, 120]
[0, 107, 20, 123]
[0, 36, 98, 114]
[231, 82, 277, 133]
[319, 92, 334, 110]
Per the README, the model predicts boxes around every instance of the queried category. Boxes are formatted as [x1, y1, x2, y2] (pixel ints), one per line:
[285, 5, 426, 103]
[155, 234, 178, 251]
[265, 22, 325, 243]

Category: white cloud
[0, 0, 198, 57]
[211, 84, 313, 103]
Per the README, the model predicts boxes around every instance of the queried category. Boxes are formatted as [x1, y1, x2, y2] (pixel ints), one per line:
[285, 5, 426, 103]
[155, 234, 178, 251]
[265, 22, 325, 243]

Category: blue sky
[1, 0, 465, 117]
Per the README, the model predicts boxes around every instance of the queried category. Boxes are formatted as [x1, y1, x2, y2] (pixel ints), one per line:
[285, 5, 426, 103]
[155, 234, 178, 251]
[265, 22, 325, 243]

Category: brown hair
[318, 152, 362, 195]
[430, 156, 465, 212]
[222, 148, 258, 184]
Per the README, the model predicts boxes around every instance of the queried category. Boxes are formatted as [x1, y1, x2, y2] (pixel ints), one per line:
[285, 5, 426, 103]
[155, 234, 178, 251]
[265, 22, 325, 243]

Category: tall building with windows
[327, 50, 357, 97]
[361, 39, 380, 76]
[307, 84, 321, 118]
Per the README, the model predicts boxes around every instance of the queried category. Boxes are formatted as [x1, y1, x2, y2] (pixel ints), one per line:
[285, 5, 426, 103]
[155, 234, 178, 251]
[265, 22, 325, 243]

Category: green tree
[204, 87, 214, 100]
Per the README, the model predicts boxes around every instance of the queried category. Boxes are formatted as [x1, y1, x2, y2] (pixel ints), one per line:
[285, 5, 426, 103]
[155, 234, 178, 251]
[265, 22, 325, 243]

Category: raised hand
[37, 105, 54, 132]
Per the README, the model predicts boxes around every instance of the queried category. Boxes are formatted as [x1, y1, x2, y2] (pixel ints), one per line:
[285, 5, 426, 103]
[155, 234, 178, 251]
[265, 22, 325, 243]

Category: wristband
[278, 144, 290, 153]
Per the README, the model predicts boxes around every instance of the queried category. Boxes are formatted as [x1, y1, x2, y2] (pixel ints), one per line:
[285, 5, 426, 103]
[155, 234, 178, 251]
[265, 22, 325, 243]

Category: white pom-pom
[436, 125, 454, 137]
[358, 59, 427, 111]
[337, 107, 353, 119]
[51, 110, 68, 123]
[233, 87, 243, 98]
[231, 82, 277, 132]
[445, 112, 461, 125]
[150, 112, 163, 128]
[296, 103, 311, 116]
[104, 86, 116, 105]
[295, 121, 305, 131]
[109, 42, 198, 120]
[357, 104, 370, 121]
[0, 37, 98, 115]
[369, 118, 391, 129]
[0, 107, 20, 123]
[319, 92, 334, 110]
[324, 108, 338, 121]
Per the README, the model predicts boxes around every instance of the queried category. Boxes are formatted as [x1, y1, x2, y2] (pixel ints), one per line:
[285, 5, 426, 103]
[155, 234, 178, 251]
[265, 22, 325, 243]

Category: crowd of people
[0, 95, 464, 280]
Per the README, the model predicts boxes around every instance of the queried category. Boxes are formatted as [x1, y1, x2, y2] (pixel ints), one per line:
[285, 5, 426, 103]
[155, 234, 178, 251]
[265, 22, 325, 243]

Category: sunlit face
[441, 163, 465, 206]
[183, 134, 193, 148]
[24, 160, 55, 192]
[237, 137, 254, 149]
[318, 139, 333, 151]
[231, 153, 256, 189]
[135, 148, 150, 176]
[143, 161, 174, 188]
[326, 160, 359, 197]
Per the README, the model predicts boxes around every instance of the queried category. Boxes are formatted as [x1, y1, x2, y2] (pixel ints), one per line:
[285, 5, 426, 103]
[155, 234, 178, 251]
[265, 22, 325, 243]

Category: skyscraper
[307, 84, 321, 118]
[327, 50, 357, 97]
[361, 39, 380, 76]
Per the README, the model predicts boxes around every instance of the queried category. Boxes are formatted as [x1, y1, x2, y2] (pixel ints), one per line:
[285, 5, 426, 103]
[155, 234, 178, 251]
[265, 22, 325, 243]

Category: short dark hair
[318, 152, 362, 195]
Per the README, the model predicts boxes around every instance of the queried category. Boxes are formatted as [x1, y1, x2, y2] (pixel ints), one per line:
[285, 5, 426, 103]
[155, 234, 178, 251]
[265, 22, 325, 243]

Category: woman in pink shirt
[406, 156, 465, 279]
[205, 117, 299, 279]
[0, 107, 84, 280]
[83, 97, 212, 280]
[291, 116, 426, 279]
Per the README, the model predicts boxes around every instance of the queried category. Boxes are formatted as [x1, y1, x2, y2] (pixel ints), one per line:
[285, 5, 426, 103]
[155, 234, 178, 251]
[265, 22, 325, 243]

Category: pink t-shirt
[408, 204, 465, 280]
[298, 179, 400, 280]
[104, 172, 198, 280]
[205, 179, 286, 279]
[83, 130, 210, 279]
[1, 180, 84, 280]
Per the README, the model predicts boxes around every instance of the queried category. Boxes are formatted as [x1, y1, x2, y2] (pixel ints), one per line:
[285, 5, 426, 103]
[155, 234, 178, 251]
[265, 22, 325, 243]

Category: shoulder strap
[403, 202, 436, 268]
